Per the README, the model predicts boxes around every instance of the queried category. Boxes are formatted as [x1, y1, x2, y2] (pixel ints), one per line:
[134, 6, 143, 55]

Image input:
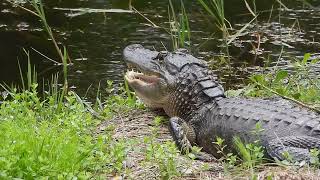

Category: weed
[0, 45, 132, 179]
[168, 0, 191, 50]
[197, 0, 230, 60]
[310, 149, 320, 168]
[244, 55, 320, 112]
[143, 117, 181, 179]
[226, 53, 320, 112]
[0, 87, 130, 178]
[213, 137, 238, 168]
[103, 80, 145, 118]
[213, 123, 265, 177]
[29, 0, 70, 64]
[233, 137, 264, 168]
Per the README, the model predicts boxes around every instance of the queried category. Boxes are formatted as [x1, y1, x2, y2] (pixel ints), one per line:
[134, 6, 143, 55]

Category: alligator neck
[163, 65, 225, 121]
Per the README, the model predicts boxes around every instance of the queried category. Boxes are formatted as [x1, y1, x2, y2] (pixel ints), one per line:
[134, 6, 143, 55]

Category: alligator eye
[153, 51, 168, 61]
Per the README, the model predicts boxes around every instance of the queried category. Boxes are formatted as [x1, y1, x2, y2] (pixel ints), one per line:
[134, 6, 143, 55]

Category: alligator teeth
[126, 70, 144, 80]
[127, 68, 143, 75]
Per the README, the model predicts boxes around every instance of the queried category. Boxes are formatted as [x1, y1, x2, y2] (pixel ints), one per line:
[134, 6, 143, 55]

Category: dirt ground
[96, 109, 320, 180]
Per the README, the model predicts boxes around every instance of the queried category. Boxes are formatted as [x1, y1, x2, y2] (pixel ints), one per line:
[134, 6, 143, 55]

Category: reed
[168, 0, 191, 50]
[197, 0, 230, 60]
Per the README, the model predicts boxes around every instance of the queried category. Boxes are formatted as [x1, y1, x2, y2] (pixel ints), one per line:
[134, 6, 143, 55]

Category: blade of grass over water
[179, 1, 191, 48]
[17, 60, 25, 90]
[275, 0, 290, 10]
[197, 0, 230, 61]
[244, 0, 256, 17]
[21, 49, 37, 91]
[132, 6, 160, 28]
[6, 0, 71, 64]
[30, 47, 60, 64]
[30, 0, 68, 64]
[197, 0, 225, 29]
[168, 0, 191, 50]
[62, 46, 68, 86]
[227, 16, 257, 45]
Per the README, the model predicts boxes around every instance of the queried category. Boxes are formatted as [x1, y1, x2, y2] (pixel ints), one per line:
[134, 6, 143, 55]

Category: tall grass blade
[197, 0, 217, 20]
[168, 0, 191, 50]
[62, 46, 68, 86]
[197, 0, 231, 61]
[244, 0, 256, 17]
[17, 60, 25, 90]
[228, 16, 257, 44]
[233, 137, 251, 164]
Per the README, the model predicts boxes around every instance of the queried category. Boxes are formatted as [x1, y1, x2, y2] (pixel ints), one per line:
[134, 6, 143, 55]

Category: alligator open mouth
[125, 70, 160, 86]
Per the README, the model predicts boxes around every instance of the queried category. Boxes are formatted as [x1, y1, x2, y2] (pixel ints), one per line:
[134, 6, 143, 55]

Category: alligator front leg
[267, 136, 320, 162]
[169, 117, 215, 161]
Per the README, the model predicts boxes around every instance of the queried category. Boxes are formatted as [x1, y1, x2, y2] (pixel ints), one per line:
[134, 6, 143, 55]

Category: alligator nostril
[153, 51, 168, 60]
[126, 44, 143, 50]
[176, 48, 188, 54]
[160, 51, 168, 55]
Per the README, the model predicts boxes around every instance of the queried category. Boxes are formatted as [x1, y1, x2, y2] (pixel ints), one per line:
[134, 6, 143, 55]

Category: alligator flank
[123, 44, 320, 162]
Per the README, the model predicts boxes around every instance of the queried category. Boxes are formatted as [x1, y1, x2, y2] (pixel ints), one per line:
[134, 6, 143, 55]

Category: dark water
[1, 0, 320, 98]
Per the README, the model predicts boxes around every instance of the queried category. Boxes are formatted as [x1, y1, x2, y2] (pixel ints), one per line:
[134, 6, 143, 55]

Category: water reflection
[0, 0, 320, 98]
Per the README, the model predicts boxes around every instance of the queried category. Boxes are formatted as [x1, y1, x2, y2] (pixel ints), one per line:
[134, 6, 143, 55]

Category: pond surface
[1, 0, 320, 98]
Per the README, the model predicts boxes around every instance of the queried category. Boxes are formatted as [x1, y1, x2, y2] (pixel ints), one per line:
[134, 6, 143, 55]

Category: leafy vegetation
[143, 116, 181, 179]
[197, 0, 230, 58]
[226, 53, 320, 110]
[0, 86, 121, 178]
[2, 0, 320, 179]
[168, 0, 191, 50]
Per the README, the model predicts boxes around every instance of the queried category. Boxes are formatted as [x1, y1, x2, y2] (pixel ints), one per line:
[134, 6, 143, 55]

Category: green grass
[0, 86, 124, 178]
[2, 65, 319, 178]
[197, 0, 230, 59]
[143, 116, 181, 179]
[226, 53, 320, 109]
[0, 1, 143, 178]
[223, 54, 320, 173]
[4, 0, 320, 178]
[168, 0, 191, 50]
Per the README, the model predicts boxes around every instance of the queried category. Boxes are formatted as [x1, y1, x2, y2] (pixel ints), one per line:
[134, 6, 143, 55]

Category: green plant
[310, 149, 320, 168]
[213, 137, 238, 168]
[226, 53, 320, 112]
[168, 0, 191, 50]
[0, 86, 131, 178]
[8, 0, 69, 63]
[103, 80, 144, 118]
[30, 0, 70, 64]
[247, 55, 320, 111]
[197, 0, 230, 60]
[0, 46, 135, 179]
[233, 137, 264, 178]
[143, 117, 181, 179]
[213, 129, 264, 177]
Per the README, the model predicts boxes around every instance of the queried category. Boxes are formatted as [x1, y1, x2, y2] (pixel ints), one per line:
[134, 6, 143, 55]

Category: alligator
[123, 44, 320, 162]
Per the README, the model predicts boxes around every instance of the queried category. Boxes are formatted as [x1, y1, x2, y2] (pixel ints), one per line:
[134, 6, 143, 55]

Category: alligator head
[123, 44, 224, 116]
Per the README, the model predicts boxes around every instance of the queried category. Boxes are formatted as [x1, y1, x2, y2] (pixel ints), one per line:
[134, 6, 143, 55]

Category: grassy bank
[1, 55, 320, 179]
[2, 0, 320, 179]
[0, 86, 124, 178]
[0, 82, 204, 179]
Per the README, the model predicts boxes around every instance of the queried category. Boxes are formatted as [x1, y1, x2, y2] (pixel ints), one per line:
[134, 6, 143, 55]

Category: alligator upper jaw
[125, 70, 160, 86]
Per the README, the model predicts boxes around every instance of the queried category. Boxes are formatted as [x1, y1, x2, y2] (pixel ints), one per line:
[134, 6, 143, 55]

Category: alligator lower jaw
[125, 70, 160, 86]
